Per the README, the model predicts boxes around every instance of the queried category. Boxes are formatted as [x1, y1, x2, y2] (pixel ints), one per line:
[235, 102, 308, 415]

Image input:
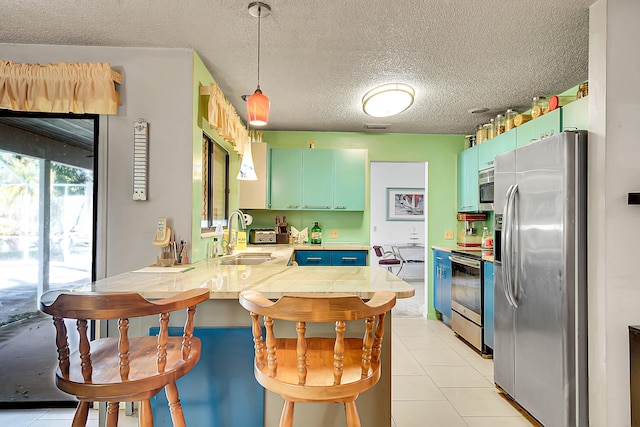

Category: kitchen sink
[219, 253, 273, 265]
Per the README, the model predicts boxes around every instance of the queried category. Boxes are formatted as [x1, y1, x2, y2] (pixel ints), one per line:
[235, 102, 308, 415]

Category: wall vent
[364, 124, 390, 131]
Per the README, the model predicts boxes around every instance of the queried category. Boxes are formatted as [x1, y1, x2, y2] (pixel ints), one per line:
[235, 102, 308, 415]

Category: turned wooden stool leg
[279, 400, 295, 427]
[165, 382, 187, 427]
[105, 401, 120, 427]
[71, 401, 90, 427]
[344, 400, 361, 427]
[139, 399, 154, 427]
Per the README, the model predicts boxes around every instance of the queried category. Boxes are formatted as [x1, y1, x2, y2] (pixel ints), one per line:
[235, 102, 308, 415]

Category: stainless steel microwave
[478, 168, 494, 211]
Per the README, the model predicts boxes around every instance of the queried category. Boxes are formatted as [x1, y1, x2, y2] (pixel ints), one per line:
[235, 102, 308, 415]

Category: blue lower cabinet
[150, 327, 263, 427]
[296, 250, 367, 266]
[483, 262, 494, 351]
[331, 251, 367, 266]
[295, 250, 331, 266]
[433, 249, 452, 319]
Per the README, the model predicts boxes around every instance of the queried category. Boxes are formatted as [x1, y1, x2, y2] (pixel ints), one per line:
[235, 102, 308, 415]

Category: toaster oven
[249, 229, 277, 244]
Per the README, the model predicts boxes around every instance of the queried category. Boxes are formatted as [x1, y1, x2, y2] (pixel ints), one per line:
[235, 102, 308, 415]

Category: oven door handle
[449, 255, 481, 269]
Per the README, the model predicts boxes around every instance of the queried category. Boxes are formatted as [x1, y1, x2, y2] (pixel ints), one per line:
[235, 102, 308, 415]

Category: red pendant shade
[247, 88, 270, 127]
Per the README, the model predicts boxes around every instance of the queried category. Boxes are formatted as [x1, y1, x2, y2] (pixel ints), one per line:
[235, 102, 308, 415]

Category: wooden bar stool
[40, 288, 210, 427]
[239, 290, 396, 427]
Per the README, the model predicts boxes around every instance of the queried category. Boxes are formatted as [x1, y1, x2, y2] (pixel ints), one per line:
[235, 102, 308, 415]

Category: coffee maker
[456, 213, 487, 247]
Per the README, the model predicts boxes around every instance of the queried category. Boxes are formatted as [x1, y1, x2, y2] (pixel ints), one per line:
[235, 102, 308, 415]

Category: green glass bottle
[311, 222, 322, 244]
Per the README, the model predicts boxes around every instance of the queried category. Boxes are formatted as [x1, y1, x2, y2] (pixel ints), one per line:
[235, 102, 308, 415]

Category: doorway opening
[0, 111, 98, 406]
[369, 161, 428, 317]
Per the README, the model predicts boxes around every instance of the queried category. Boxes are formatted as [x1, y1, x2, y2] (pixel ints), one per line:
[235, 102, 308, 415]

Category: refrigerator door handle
[502, 184, 516, 308]
[509, 184, 519, 307]
[502, 184, 512, 306]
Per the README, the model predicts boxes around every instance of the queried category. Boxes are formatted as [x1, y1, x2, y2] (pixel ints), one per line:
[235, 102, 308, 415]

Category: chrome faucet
[226, 209, 247, 255]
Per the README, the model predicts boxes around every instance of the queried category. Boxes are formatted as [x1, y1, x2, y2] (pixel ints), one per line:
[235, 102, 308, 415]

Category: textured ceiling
[0, 0, 593, 135]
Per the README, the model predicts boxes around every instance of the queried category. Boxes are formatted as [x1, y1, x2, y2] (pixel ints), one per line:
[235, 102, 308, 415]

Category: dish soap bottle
[481, 227, 493, 249]
[213, 237, 221, 257]
[311, 222, 322, 244]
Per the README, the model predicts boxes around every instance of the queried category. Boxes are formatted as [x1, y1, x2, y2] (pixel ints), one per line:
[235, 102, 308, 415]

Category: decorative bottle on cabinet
[311, 222, 322, 244]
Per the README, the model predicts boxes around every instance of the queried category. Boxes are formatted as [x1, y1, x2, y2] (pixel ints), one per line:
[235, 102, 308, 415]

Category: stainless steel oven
[450, 250, 486, 353]
[478, 168, 494, 211]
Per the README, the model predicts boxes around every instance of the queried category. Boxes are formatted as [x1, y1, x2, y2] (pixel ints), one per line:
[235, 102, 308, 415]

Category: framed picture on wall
[386, 188, 425, 221]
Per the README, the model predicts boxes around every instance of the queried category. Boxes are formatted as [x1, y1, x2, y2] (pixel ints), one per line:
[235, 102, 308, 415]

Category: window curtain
[207, 82, 249, 154]
[0, 61, 121, 115]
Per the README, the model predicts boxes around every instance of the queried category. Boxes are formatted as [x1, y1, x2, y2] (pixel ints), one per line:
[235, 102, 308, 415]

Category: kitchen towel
[290, 226, 308, 245]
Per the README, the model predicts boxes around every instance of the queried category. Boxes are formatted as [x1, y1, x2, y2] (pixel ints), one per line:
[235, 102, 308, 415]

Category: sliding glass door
[0, 112, 97, 404]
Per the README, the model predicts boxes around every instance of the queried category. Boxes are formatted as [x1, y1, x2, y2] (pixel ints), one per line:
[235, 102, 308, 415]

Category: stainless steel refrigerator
[493, 131, 588, 427]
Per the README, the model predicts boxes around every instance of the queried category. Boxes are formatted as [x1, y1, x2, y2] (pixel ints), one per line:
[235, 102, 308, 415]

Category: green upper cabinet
[269, 148, 367, 211]
[302, 149, 333, 210]
[478, 131, 516, 171]
[457, 145, 479, 212]
[455, 99, 587, 215]
[270, 149, 303, 209]
[333, 149, 366, 210]
[534, 107, 562, 138]
[516, 108, 562, 148]
[562, 96, 588, 131]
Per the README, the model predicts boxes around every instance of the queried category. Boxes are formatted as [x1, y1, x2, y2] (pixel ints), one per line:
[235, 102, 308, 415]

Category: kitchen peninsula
[83, 244, 414, 427]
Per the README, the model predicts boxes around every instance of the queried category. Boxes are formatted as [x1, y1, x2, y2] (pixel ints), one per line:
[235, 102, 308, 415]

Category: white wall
[588, 1, 640, 425]
[0, 44, 194, 277]
[370, 161, 428, 281]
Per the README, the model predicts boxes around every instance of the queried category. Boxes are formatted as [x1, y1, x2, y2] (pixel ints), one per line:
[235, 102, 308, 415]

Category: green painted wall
[191, 54, 465, 319]
[246, 131, 464, 319]
[191, 52, 242, 262]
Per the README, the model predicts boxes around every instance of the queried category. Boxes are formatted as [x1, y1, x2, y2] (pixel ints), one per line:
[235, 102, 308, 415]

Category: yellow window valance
[0, 60, 122, 115]
[205, 82, 249, 154]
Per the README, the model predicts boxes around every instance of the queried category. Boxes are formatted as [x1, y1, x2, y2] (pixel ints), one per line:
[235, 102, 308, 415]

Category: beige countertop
[431, 244, 494, 263]
[431, 244, 457, 253]
[241, 243, 371, 262]
[82, 245, 414, 300]
[288, 242, 371, 251]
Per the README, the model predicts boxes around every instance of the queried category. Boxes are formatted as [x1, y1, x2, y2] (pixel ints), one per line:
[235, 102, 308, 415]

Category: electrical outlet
[133, 189, 147, 201]
[444, 230, 454, 240]
[329, 229, 339, 238]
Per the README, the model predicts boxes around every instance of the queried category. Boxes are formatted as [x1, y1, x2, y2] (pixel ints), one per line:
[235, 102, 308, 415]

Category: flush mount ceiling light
[246, 2, 271, 127]
[362, 83, 415, 117]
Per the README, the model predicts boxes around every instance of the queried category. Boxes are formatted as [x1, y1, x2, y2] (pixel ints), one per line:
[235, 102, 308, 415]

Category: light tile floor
[0, 313, 537, 426]
[390, 316, 537, 427]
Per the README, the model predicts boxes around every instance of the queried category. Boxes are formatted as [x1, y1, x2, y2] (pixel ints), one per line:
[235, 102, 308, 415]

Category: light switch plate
[329, 229, 339, 238]
[444, 230, 454, 240]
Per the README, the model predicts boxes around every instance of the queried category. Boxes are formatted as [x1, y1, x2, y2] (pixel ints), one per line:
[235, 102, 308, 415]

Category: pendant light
[237, 129, 258, 181]
[246, 2, 271, 127]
